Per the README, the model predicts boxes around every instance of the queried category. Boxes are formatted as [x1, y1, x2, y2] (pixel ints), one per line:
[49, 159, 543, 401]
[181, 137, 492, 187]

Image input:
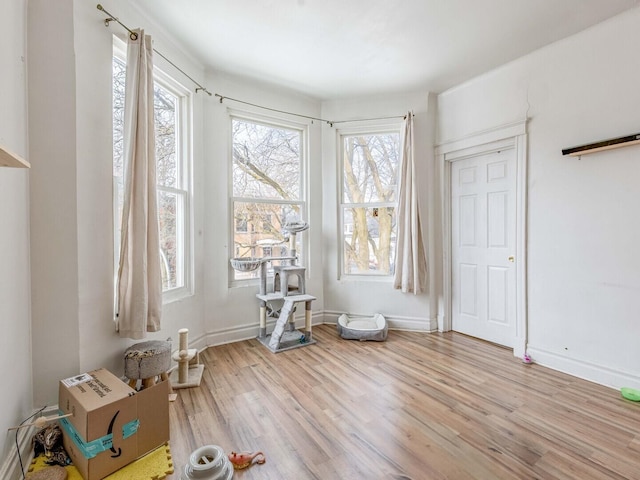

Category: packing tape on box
[59, 412, 140, 459]
[122, 419, 140, 439]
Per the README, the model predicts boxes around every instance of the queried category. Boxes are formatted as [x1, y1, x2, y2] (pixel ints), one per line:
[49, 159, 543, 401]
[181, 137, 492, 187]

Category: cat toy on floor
[228, 451, 266, 470]
[8, 413, 73, 431]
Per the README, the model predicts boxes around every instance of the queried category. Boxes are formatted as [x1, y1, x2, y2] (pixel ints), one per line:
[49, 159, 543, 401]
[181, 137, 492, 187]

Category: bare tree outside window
[342, 132, 400, 275]
[231, 118, 305, 280]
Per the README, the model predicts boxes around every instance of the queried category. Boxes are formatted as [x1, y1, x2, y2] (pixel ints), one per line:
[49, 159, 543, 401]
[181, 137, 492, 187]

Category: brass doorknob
[508, 256, 515, 262]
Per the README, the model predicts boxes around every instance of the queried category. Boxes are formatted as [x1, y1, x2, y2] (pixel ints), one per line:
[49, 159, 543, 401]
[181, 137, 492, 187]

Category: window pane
[113, 60, 179, 190]
[343, 133, 400, 203]
[158, 190, 183, 290]
[341, 129, 400, 277]
[154, 84, 178, 189]
[235, 217, 248, 233]
[233, 201, 302, 280]
[343, 206, 396, 276]
[113, 57, 126, 180]
[232, 119, 300, 200]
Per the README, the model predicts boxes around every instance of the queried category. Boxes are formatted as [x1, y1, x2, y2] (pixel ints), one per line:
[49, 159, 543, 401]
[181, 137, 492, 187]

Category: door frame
[435, 120, 528, 357]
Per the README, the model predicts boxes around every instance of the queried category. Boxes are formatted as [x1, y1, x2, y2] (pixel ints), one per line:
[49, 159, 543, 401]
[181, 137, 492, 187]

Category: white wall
[28, 0, 206, 406]
[28, 0, 81, 409]
[0, 0, 32, 465]
[321, 93, 436, 330]
[437, 7, 640, 389]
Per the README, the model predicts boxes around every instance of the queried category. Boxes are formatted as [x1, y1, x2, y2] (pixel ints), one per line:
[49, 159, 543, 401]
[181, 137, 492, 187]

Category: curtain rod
[215, 94, 333, 125]
[97, 4, 212, 96]
[97, 4, 406, 126]
[216, 95, 406, 127]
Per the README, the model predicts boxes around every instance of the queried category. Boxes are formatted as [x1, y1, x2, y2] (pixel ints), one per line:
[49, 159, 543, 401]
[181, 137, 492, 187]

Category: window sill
[339, 274, 394, 283]
[163, 286, 193, 304]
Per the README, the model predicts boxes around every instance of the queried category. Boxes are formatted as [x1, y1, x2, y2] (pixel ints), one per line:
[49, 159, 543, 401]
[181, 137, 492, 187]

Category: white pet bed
[337, 313, 388, 341]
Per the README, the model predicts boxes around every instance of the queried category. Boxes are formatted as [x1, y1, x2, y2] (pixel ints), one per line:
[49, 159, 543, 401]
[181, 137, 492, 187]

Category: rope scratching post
[169, 328, 204, 389]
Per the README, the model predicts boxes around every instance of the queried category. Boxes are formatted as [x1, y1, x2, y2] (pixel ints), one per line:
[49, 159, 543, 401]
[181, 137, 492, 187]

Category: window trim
[337, 122, 402, 279]
[154, 68, 194, 303]
[112, 36, 194, 304]
[228, 110, 308, 288]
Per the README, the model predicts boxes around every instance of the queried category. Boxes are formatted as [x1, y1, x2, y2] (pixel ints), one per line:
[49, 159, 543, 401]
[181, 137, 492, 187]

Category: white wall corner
[1, 406, 59, 480]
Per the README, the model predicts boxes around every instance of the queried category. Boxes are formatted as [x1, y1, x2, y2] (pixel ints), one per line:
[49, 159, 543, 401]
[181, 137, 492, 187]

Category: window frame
[112, 36, 194, 304]
[228, 110, 308, 287]
[337, 122, 402, 279]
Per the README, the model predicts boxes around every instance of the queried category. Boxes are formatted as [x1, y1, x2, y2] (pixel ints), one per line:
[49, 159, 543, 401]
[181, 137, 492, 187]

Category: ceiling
[134, 0, 638, 100]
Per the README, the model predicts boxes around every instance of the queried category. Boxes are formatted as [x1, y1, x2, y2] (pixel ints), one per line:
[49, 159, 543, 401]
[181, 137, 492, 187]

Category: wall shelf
[0, 145, 30, 168]
[562, 133, 640, 157]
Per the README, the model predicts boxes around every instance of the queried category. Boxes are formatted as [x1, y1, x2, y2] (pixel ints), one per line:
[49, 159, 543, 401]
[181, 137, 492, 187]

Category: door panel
[459, 195, 477, 246]
[487, 191, 507, 247]
[459, 263, 478, 317]
[451, 149, 516, 347]
[488, 266, 508, 324]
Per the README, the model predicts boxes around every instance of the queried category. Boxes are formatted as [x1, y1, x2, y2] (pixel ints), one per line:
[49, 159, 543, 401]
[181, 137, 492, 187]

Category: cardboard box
[58, 368, 169, 480]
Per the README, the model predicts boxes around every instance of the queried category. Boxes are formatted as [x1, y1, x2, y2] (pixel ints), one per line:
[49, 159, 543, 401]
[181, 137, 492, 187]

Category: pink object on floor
[228, 451, 266, 470]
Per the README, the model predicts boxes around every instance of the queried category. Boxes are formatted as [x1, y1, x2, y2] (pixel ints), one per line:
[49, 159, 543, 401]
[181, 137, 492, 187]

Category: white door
[451, 148, 516, 347]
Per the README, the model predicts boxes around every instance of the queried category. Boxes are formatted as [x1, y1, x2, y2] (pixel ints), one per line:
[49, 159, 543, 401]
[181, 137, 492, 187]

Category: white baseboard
[201, 310, 437, 348]
[200, 310, 438, 350]
[202, 322, 261, 347]
[527, 346, 640, 390]
[1, 428, 31, 480]
[323, 310, 437, 332]
[1, 406, 59, 480]
[202, 311, 326, 347]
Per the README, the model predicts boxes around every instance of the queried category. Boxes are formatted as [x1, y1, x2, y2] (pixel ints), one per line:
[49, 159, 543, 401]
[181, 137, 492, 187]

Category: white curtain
[116, 29, 162, 339]
[393, 112, 427, 294]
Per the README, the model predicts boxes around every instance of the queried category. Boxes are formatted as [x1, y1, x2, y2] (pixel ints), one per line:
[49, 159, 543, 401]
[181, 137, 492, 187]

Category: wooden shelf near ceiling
[562, 133, 640, 157]
[0, 145, 30, 168]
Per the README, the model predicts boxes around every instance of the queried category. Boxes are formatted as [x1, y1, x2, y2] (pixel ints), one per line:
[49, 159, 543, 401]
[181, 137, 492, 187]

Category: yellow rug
[29, 443, 174, 480]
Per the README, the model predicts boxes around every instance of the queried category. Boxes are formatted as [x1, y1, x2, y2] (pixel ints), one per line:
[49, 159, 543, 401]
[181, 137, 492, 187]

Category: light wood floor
[165, 324, 640, 479]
